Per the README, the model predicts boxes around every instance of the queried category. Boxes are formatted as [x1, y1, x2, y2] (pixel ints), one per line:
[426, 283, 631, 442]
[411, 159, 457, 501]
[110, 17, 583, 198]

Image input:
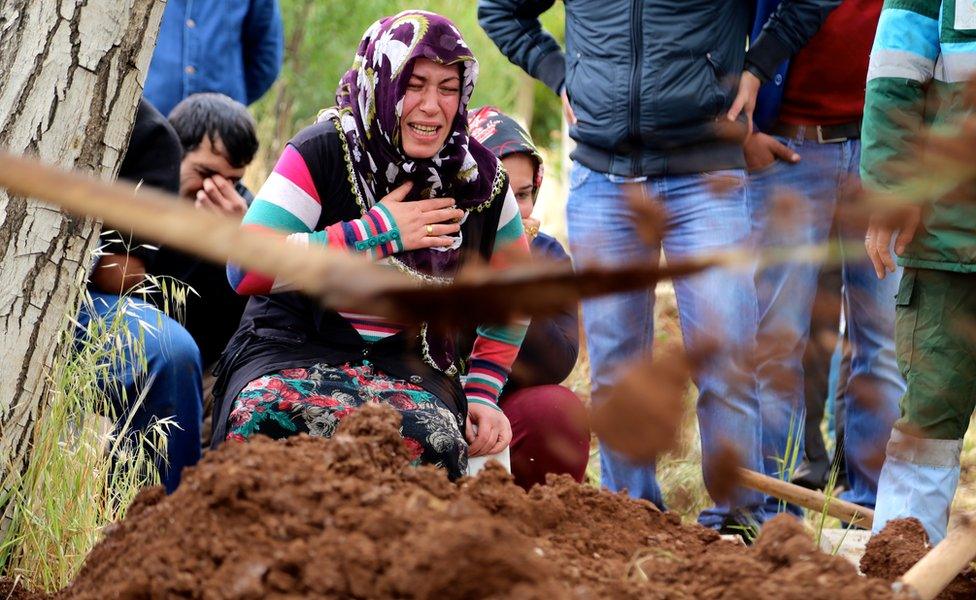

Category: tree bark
[0, 0, 165, 530]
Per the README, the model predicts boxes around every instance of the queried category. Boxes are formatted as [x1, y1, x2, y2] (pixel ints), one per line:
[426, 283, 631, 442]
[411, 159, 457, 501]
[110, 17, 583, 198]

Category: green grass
[0, 285, 176, 592]
[772, 411, 803, 482]
[811, 457, 863, 554]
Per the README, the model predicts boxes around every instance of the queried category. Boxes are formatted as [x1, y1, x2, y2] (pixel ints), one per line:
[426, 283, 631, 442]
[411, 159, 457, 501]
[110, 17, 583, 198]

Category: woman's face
[501, 153, 536, 219]
[400, 58, 461, 159]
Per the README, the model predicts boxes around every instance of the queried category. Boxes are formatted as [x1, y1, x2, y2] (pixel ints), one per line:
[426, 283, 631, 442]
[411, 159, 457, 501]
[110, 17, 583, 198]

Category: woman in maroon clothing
[468, 106, 591, 490]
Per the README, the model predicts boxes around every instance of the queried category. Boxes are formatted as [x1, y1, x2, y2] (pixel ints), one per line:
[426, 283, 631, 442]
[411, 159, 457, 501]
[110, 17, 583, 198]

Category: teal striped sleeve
[243, 199, 313, 233]
[860, 0, 941, 191]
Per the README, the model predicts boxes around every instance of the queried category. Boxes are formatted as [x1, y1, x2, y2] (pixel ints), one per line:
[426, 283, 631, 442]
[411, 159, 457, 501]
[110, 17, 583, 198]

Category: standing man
[478, 0, 839, 531]
[747, 0, 903, 517]
[144, 0, 284, 118]
[862, 0, 976, 544]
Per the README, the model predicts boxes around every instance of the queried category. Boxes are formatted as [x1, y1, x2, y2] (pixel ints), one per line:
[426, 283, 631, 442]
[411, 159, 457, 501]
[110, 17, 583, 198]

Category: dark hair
[168, 93, 258, 168]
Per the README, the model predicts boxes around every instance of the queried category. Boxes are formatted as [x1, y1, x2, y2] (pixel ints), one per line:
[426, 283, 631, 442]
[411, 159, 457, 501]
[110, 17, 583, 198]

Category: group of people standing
[477, 0, 974, 544]
[89, 0, 974, 549]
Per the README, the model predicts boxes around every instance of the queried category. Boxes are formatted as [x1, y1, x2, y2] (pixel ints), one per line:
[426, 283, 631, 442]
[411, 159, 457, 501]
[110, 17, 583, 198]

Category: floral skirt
[227, 362, 468, 478]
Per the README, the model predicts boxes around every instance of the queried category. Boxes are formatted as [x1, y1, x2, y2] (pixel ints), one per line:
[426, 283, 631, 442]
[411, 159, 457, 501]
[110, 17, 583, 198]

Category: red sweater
[778, 0, 883, 126]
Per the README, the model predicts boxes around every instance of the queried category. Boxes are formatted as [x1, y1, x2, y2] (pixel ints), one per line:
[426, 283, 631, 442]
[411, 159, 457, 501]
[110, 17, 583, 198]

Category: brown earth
[59, 404, 896, 599]
[701, 439, 743, 505]
[590, 349, 691, 463]
[0, 577, 47, 600]
[861, 517, 976, 600]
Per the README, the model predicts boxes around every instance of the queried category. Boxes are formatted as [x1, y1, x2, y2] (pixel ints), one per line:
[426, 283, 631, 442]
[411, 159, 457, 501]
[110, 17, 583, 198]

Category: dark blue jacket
[505, 233, 579, 391]
[478, 0, 839, 177]
[752, 0, 794, 131]
[145, 0, 284, 117]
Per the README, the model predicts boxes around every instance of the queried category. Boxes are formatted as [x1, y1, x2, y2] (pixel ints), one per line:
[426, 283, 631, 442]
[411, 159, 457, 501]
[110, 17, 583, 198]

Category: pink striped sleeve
[273, 145, 320, 204]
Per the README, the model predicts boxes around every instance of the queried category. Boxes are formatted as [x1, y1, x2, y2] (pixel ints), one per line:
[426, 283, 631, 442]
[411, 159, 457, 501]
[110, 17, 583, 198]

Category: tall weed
[0, 281, 179, 591]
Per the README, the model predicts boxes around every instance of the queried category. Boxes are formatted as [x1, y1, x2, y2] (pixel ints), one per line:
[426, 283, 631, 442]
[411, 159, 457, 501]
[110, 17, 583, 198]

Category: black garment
[151, 186, 253, 366]
[505, 233, 579, 392]
[153, 255, 249, 367]
[99, 98, 182, 266]
[210, 121, 507, 447]
[793, 260, 849, 491]
[478, 0, 840, 177]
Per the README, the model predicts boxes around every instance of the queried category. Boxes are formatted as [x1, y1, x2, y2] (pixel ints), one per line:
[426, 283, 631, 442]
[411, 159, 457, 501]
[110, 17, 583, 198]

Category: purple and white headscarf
[319, 11, 503, 279]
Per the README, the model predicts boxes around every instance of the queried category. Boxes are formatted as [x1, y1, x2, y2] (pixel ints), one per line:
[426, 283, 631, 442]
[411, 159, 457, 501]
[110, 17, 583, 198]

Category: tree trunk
[0, 0, 165, 530]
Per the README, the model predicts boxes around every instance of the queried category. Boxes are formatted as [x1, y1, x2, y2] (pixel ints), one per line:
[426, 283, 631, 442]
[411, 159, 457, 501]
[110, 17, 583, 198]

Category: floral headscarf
[468, 106, 544, 202]
[319, 11, 503, 279]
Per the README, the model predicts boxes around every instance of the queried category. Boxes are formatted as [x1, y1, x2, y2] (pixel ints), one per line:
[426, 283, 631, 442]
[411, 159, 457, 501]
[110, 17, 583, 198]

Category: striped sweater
[861, 0, 976, 271]
[228, 134, 529, 410]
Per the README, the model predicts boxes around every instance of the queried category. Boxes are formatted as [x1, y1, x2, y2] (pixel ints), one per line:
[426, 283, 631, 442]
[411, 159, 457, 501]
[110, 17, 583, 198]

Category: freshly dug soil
[590, 350, 690, 462]
[0, 578, 47, 600]
[61, 405, 894, 599]
[861, 517, 976, 600]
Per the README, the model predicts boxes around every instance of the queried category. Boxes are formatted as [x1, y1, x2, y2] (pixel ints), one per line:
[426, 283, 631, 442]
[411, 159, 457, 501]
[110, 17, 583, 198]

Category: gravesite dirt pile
[0, 578, 47, 600]
[860, 517, 976, 600]
[57, 405, 898, 599]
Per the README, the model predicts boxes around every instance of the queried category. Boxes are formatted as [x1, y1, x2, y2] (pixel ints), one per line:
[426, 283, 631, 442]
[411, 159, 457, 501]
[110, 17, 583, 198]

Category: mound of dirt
[0, 578, 47, 600]
[625, 515, 892, 599]
[861, 518, 976, 600]
[60, 405, 894, 599]
[590, 351, 690, 463]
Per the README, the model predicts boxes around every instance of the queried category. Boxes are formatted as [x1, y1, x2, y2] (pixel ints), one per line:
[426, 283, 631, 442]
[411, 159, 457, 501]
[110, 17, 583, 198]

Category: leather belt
[769, 121, 860, 144]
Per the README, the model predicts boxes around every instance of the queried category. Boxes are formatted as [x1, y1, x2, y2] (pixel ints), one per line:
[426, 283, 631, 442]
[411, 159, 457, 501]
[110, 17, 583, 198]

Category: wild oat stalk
[770, 410, 804, 515]
[0, 284, 176, 592]
[726, 513, 763, 545]
[813, 458, 849, 550]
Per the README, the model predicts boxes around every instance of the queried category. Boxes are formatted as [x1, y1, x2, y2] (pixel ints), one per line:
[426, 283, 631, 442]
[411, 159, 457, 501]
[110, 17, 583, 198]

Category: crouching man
[156, 93, 259, 372]
[80, 98, 203, 493]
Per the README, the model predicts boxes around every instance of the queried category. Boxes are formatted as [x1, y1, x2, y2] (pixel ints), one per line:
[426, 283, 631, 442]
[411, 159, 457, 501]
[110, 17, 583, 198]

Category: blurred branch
[0, 151, 408, 318]
[0, 152, 886, 329]
[0, 152, 715, 327]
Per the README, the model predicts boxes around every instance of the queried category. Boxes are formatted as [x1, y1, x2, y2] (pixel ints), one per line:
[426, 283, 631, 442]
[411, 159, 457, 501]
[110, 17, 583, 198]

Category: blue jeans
[749, 137, 903, 513]
[566, 162, 764, 528]
[76, 292, 203, 492]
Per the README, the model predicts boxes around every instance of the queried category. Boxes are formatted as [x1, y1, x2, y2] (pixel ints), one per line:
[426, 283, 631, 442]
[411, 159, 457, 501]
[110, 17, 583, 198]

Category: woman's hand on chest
[379, 181, 465, 251]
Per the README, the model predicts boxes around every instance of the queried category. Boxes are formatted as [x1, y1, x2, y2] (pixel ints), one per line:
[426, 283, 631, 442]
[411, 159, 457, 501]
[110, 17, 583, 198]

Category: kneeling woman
[211, 12, 528, 478]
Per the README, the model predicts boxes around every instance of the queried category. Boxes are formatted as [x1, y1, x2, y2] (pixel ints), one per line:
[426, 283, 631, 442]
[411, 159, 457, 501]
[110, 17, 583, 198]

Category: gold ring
[425, 224, 434, 235]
